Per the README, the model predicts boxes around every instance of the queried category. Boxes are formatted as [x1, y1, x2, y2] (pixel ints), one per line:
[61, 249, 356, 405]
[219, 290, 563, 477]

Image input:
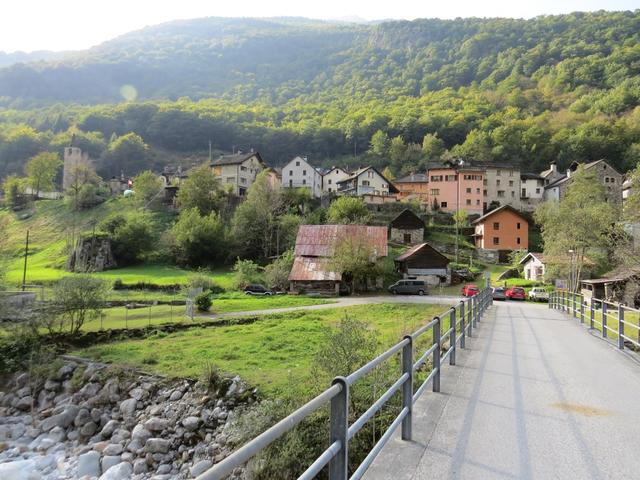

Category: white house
[336, 166, 398, 197]
[281, 156, 323, 198]
[519, 252, 546, 281]
[322, 166, 350, 194]
[520, 173, 545, 212]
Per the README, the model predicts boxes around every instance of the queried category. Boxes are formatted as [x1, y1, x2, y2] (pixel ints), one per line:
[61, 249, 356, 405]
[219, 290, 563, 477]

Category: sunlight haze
[2, 0, 639, 52]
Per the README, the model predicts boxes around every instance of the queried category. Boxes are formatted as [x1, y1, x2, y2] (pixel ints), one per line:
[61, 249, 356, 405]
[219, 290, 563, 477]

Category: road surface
[365, 301, 640, 480]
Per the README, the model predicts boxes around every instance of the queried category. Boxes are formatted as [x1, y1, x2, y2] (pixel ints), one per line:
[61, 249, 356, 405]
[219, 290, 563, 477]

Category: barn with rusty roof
[289, 225, 388, 296]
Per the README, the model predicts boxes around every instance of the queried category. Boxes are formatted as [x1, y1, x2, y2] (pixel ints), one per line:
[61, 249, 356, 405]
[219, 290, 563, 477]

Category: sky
[1, 0, 639, 53]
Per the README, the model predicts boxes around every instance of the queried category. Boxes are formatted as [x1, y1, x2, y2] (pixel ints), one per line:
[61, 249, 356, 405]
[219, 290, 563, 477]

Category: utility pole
[22, 229, 29, 291]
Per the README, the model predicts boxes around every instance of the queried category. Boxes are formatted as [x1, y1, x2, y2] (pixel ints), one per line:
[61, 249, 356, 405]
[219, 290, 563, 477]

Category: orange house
[472, 205, 528, 251]
[394, 173, 429, 204]
[427, 165, 484, 215]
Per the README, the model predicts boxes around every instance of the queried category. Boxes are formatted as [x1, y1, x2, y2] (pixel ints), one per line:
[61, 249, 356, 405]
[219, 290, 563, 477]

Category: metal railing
[549, 291, 640, 351]
[197, 288, 493, 480]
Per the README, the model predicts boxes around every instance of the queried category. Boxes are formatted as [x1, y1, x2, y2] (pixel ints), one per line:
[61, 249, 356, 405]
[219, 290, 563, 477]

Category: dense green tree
[176, 164, 224, 216]
[105, 132, 149, 175]
[168, 207, 228, 266]
[24, 152, 62, 197]
[132, 170, 163, 207]
[326, 197, 372, 225]
[99, 214, 156, 265]
[369, 130, 390, 157]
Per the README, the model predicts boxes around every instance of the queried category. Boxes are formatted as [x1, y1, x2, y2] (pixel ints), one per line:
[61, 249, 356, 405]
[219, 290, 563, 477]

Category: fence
[549, 291, 640, 351]
[197, 288, 493, 480]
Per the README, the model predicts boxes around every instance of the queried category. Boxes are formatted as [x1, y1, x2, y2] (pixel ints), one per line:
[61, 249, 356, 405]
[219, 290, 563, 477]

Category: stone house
[210, 150, 265, 197]
[519, 173, 545, 212]
[281, 156, 323, 198]
[543, 160, 623, 205]
[389, 209, 425, 245]
[394, 242, 451, 286]
[480, 164, 522, 211]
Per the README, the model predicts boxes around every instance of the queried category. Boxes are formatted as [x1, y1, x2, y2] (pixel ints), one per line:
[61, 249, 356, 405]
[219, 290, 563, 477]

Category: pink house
[427, 164, 484, 215]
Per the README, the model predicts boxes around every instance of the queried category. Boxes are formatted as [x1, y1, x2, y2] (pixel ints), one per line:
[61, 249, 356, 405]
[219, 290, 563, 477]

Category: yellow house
[210, 150, 266, 197]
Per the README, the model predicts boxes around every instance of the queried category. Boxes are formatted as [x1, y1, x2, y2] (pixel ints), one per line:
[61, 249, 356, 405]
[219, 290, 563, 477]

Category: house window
[328, 187, 332, 192]
[522, 188, 527, 197]
[493, 237, 500, 245]
[441, 201, 448, 208]
[289, 170, 293, 176]
[497, 170, 501, 176]
[509, 180, 514, 186]
[509, 170, 514, 177]
[362, 180, 370, 186]
[517, 222, 521, 229]
[466, 188, 471, 194]
[483, 179, 487, 186]
[431, 175, 443, 182]
[605, 177, 609, 183]
[226, 177, 235, 183]
[240, 177, 247, 184]
[493, 222, 500, 230]
[466, 199, 471, 205]
[430, 188, 440, 195]
[483, 189, 487, 196]
[403, 233, 412, 244]
[497, 191, 505, 198]
[328, 179, 332, 184]
[476, 188, 480, 194]
[497, 180, 501, 186]
[296, 161, 300, 166]
[517, 237, 521, 245]
[476, 199, 480, 205]
[611, 178, 615, 183]
[302, 179, 306, 185]
[536, 188, 540, 194]
[511, 191, 515, 197]
[240, 166, 247, 171]
[289, 179, 293, 187]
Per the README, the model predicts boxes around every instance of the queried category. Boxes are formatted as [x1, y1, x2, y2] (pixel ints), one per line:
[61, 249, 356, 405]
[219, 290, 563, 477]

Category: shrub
[49, 276, 109, 335]
[99, 213, 156, 265]
[195, 292, 212, 312]
[233, 258, 264, 289]
[264, 250, 294, 291]
[187, 273, 225, 294]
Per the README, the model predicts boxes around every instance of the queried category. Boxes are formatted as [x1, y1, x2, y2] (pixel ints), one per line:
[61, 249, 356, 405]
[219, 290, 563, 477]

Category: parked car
[461, 284, 480, 297]
[243, 284, 274, 296]
[388, 279, 427, 296]
[492, 287, 507, 301]
[505, 287, 526, 300]
[528, 287, 549, 302]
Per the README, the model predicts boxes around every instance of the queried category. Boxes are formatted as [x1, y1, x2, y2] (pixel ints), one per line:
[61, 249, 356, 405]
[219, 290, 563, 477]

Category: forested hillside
[1, 12, 640, 178]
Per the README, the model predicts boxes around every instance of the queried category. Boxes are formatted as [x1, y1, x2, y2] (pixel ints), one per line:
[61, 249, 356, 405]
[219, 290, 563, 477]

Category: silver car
[389, 280, 427, 296]
[492, 287, 507, 301]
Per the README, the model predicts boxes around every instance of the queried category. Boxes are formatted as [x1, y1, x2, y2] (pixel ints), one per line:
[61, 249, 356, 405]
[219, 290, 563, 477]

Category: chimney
[566, 168, 571, 178]
[550, 161, 557, 172]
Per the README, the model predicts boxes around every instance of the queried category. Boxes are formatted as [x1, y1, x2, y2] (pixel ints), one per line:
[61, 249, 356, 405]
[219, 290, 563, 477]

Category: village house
[472, 205, 529, 261]
[519, 173, 545, 212]
[394, 173, 429, 205]
[480, 164, 522, 211]
[543, 160, 623, 205]
[281, 156, 323, 198]
[389, 209, 425, 245]
[322, 166, 350, 194]
[288, 224, 388, 295]
[336, 166, 398, 197]
[394, 242, 451, 286]
[426, 162, 484, 215]
[540, 161, 564, 186]
[210, 150, 265, 197]
[581, 266, 640, 307]
[519, 252, 546, 281]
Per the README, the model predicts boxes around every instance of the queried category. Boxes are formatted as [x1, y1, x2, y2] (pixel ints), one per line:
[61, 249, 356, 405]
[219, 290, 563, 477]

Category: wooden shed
[394, 242, 451, 286]
[389, 209, 425, 245]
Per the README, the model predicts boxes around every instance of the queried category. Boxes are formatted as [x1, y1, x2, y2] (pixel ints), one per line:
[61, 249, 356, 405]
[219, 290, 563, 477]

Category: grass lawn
[82, 293, 336, 331]
[75, 303, 450, 395]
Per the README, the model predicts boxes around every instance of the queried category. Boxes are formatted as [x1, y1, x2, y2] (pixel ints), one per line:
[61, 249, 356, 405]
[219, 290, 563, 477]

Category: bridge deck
[365, 301, 640, 480]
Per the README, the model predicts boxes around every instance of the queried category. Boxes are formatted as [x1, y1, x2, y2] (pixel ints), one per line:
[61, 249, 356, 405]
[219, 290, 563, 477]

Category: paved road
[365, 301, 640, 480]
[197, 294, 462, 320]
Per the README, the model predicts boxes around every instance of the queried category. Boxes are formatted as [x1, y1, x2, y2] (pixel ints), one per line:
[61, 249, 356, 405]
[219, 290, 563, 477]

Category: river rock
[77, 451, 101, 478]
[101, 455, 122, 473]
[104, 443, 124, 456]
[98, 461, 132, 480]
[100, 420, 119, 439]
[144, 417, 168, 432]
[182, 416, 200, 431]
[133, 458, 148, 474]
[119, 398, 137, 417]
[145, 438, 170, 454]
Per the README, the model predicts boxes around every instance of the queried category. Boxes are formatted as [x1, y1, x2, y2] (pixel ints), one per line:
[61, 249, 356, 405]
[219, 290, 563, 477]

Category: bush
[99, 213, 156, 265]
[195, 292, 212, 312]
[187, 273, 225, 294]
[49, 276, 109, 335]
[264, 250, 294, 291]
[233, 258, 264, 289]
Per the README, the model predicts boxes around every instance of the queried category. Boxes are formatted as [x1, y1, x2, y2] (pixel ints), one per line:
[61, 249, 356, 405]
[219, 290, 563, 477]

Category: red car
[505, 287, 526, 300]
[461, 284, 480, 297]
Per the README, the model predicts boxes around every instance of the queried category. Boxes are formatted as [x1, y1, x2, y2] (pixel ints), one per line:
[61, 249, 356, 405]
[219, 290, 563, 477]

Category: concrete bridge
[364, 301, 640, 480]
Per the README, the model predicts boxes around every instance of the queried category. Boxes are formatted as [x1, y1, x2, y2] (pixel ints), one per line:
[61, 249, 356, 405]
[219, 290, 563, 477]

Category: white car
[528, 287, 549, 302]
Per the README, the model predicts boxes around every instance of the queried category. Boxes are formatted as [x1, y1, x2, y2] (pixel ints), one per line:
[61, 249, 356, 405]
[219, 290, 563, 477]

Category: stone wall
[390, 227, 424, 245]
[0, 359, 254, 479]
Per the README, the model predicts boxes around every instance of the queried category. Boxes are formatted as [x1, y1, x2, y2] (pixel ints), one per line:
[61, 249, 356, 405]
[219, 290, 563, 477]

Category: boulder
[98, 461, 132, 480]
[104, 443, 124, 456]
[119, 398, 137, 417]
[16, 396, 33, 411]
[101, 455, 122, 473]
[145, 438, 170, 454]
[77, 451, 101, 478]
[0, 459, 37, 480]
[144, 417, 168, 432]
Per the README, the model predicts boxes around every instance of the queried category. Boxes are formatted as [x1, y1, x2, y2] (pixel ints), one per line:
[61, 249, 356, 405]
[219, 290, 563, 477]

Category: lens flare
[120, 84, 138, 101]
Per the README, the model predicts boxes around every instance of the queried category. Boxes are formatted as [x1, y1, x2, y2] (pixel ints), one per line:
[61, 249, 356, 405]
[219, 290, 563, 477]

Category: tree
[25, 152, 62, 197]
[326, 196, 372, 225]
[535, 166, 617, 292]
[421, 133, 446, 159]
[330, 234, 382, 293]
[105, 132, 149, 175]
[382, 166, 395, 181]
[453, 209, 468, 228]
[231, 171, 286, 260]
[65, 163, 103, 211]
[176, 164, 223, 216]
[3, 175, 28, 209]
[99, 214, 156, 265]
[369, 130, 389, 157]
[232, 258, 264, 288]
[49, 276, 109, 335]
[168, 207, 228, 266]
[264, 250, 295, 291]
[389, 136, 407, 173]
[132, 170, 162, 207]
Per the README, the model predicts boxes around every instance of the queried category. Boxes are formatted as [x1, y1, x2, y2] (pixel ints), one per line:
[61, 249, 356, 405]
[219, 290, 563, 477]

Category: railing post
[401, 335, 413, 440]
[460, 301, 466, 349]
[618, 305, 625, 350]
[472, 296, 478, 328]
[433, 316, 441, 393]
[466, 298, 472, 338]
[573, 293, 577, 318]
[450, 309, 456, 366]
[329, 377, 348, 480]
[589, 297, 595, 330]
[602, 301, 608, 339]
[579, 295, 585, 324]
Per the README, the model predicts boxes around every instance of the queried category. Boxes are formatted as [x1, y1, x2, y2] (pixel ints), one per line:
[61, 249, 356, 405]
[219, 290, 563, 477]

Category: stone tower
[62, 135, 91, 190]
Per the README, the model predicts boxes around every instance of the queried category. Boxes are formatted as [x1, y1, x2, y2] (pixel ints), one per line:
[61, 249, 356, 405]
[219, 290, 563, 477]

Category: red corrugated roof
[293, 225, 388, 258]
[288, 257, 342, 281]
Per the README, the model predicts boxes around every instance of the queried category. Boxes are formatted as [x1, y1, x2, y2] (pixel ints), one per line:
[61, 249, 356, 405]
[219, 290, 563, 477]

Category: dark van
[388, 279, 427, 296]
